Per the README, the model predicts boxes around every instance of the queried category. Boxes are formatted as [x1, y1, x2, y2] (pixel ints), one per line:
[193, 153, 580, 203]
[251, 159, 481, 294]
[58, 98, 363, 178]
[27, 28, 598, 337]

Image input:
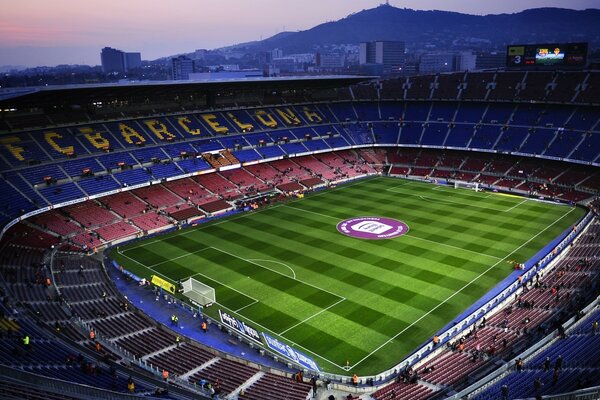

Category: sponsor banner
[218, 310, 262, 344]
[262, 332, 320, 371]
[337, 216, 409, 240]
[54, 197, 88, 208]
[151, 275, 176, 294]
[88, 188, 122, 200]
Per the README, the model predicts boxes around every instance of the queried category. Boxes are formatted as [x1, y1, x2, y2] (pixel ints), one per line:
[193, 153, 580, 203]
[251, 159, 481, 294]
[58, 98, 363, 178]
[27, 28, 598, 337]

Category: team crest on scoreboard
[336, 217, 409, 240]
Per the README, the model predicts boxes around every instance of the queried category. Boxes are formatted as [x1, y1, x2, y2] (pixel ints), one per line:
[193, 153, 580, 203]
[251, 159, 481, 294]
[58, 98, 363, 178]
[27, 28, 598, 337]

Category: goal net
[454, 180, 480, 192]
[181, 277, 216, 306]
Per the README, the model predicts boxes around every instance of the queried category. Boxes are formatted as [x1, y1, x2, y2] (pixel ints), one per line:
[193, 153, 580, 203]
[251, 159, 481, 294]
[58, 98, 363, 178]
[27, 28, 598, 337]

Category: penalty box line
[209, 246, 345, 301]
[119, 250, 345, 369]
[349, 206, 576, 370]
[181, 271, 260, 309]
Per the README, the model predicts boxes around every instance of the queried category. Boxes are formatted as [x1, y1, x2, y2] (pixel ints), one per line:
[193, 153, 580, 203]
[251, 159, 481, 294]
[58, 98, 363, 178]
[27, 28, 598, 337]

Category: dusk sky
[1, 0, 598, 67]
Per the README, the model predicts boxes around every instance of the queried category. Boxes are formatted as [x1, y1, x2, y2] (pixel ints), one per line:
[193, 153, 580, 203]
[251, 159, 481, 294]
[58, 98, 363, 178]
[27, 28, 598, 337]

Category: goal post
[454, 180, 480, 192]
[181, 277, 216, 307]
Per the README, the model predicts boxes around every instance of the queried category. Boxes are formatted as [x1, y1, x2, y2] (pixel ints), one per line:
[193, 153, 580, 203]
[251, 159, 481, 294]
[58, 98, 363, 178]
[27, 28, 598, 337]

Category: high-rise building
[170, 56, 195, 80]
[359, 41, 405, 74]
[101, 47, 142, 73]
[101, 47, 125, 73]
[125, 52, 142, 70]
[419, 52, 455, 74]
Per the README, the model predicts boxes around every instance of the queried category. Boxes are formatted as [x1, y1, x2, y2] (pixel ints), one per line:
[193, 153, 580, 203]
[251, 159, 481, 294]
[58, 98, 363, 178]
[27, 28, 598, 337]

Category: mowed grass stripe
[199, 205, 493, 359]
[151, 247, 341, 333]
[291, 182, 567, 258]
[216, 209, 488, 301]
[113, 176, 584, 375]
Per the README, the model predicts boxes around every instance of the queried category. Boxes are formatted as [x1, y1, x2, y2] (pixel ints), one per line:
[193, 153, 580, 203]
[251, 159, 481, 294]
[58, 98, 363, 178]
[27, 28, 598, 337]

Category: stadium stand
[0, 71, 599, 400]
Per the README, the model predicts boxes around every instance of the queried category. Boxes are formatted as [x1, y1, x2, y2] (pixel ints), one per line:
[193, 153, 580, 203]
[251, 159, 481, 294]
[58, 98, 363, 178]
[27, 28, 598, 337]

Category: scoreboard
[506, 43, 588, 69]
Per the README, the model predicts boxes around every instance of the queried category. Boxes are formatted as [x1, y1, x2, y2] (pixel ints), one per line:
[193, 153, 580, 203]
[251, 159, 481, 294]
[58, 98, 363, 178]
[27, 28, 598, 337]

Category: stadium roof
[0, 75, 375, 107]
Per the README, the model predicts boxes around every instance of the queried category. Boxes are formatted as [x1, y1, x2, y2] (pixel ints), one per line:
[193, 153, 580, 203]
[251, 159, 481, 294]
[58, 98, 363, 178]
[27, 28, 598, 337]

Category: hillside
[228, 5, 600, 53]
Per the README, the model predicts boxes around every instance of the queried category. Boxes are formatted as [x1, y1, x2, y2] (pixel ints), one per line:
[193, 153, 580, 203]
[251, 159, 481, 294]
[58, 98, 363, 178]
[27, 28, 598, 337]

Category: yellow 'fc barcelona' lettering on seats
[227, 112, 254, 132]
[254, 110, 278, 128]
[79, 127, 110, 150]
[0, 136, 26, 161]
[144, 120, 177, 141]
[275, 108, 301, 125]
[119, 123, 146, 144]
[44, 131, 74, 155]
[177, 117, 201, 136]
[201, 114, 229, 134]
[302, 106, 322, 123]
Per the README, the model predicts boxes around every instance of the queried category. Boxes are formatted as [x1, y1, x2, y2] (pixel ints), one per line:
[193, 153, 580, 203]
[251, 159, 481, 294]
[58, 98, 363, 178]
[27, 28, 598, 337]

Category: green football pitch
[112, 177, 584, 375]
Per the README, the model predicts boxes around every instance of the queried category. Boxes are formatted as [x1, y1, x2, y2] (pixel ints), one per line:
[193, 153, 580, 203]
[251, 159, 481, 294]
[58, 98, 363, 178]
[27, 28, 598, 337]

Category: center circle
[336, 216, 409, 240]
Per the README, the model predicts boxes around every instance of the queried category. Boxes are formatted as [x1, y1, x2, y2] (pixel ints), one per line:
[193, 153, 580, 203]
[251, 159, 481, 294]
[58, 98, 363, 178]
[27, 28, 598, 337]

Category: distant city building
[100, 47, 142, 73]
[271, 57, 298, 73]
[271, 48, 284, 59]
[124, 52, 142, 70]
[101, 47, 125, 73]
[188, 70, 263, 81]
[456, 52, 477, 71]
[316, 53, 346, 69]
[359, 41, 406, 74]
[419, 52, 455, 74]
[170, 56, 195, 80]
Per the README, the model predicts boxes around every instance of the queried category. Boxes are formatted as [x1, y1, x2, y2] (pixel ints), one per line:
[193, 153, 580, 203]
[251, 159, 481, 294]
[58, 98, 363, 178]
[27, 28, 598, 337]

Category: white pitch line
[234, 299, 259, 313]
[279, 298, 346, 335]
[117, 250, 176, 284]
[349, 206, 576, 369]
[405, 234, 502, 260]
[147, 247, 211, 269]
[210, 246, 344, 300]
[417, 195, 507, 213]
[248, 259, 297, 279]
[282, 204, 340, 221]
[503, 199, 528, 213]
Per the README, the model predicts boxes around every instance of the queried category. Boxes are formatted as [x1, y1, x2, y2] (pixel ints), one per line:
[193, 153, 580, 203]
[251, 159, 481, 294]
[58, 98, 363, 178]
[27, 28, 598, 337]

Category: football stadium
[0, 67, 599, 400]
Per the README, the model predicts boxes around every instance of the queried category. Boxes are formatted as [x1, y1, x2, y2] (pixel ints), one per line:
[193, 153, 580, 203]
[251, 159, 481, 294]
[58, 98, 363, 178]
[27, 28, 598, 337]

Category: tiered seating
[518, 72, 553, 101]
[294, 156, 338, 181]
[380, 78, 406, 100]
[64, 201, 116, 228]
[406, 75, 434, 99]
[461, 72, 494, 100]
[270, 159, 312, 180]
[547, 72, 586, 103]
[220, 168, 270, 194]
[190, 358, 258, 395]
[132, 185, 183, 208]
[239, 373, 313, 400]
[246, 163, 292, 187]
[164, 178, 217, 205]
[99, 191, 146, 218]
[488, 72, 524, 101]
[95, 221, 139, 242]
[148, 343, 215, 376]
[433, 73, 463, 100]
[31, 210, 83, 237]
[577, 72, 600, 104]
[194, 173, 240, 198]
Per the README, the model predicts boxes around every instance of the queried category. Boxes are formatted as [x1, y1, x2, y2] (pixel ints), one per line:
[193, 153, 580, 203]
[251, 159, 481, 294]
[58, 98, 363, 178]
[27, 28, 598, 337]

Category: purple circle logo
[336, 217, 409, 240]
